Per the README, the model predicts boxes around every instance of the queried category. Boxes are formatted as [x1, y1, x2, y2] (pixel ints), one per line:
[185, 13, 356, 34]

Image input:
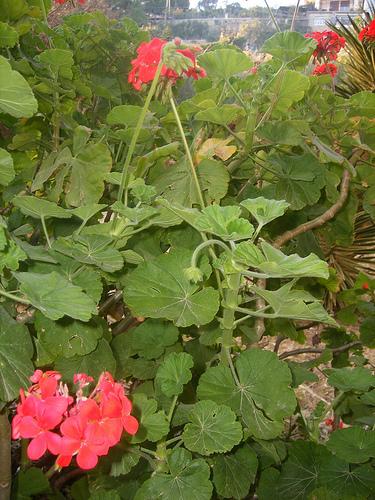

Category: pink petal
[27, 433, 47, 460]
[60, 416, 84, 439]
[79, 399, 101, 421]
[60, 436, 81, 455]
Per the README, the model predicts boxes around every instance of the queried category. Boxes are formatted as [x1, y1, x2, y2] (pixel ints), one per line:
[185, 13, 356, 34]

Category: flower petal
[27, 433, 47, 460]
[76, 446, 98, 470]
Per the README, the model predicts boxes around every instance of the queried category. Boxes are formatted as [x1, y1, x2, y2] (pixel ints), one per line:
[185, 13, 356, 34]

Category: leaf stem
[169, 92, 205, 209]
[225, 348, 241, 387]
[191, 239, 231, 269]
[226, 79, 247, 110]
[117, 61, 163, 206]
[140, 447, 158, 457]
[0, 288, 30, 306]
[165, 435, 183, 446]
[167, 395, 178, 423]
[40, 216, 51, 248]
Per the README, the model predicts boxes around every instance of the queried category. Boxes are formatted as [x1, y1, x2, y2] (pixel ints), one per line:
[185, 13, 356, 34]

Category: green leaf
[13, 196, 72, 220]
[250, 282, 335, 325]
[130, 319, 179, 360]
[52, 235, 123, 273]
[0, 148, 15, 186]
[359, 316, 375, 348]
[14, 467, 51, 500]
[0, 56, 37, 118]
[55, 339, 116, 380]
[257, 120, 309, 146]
[149, 158, 229, 206]
[194, 205, 254, 241]
[349, 91, 375, 118]
[0, 306, 34, 402]
[197, 350, 296, 439]
[0, 22, 19, 47]
[38, 49, 74, 79]
[155, 352, 194, 397]
[199, 48, 251, 79]
[123, 250, 220, 327]
[327, 367, 375, 392]
[327, 427, 375, 463]
[269, 153, 325, 210]
[65, 143, 112, 207]
[130, 394, 169, 443]
[135, 448, 212, 500]
[110, 447, 141, 477]
[258, 242, 329, 279]
[278, 441, 375, 499]
[269, 70, 310, 113]
[212, 445, 258, 499]
[240, 197, 289, 227]
[15, 271, 97, 321]
[107, 105, 150, 127]
[71, 204, 107, 223]
[34, 313, 102, 359]
[195, 104, 243, 125]
[183, 400, 242, 455]
[262, 31, 316, 63]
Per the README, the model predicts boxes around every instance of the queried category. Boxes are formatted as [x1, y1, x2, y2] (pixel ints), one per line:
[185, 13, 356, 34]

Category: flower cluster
[12, 370, 138, 470]
[305, 30, 345, 78]
[128, 38, 206, 91]
[312, 63, 338, 78]
[359, 19, 375, 43]
[55, 0, 86, 5]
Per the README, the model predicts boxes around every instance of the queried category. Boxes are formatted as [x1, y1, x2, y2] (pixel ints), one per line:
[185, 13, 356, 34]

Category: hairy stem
[117, 61, 163, 205]
[0, 288, 30, 305]
[0, 412, 11, 500]
[221, 273, 241, 364]
[169, 92, 205, 209]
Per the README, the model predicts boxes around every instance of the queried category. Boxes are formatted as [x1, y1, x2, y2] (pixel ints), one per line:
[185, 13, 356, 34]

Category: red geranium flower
[313, 63, 338, 77]
[362, 282, 370, 290]
[128, 38, 206, 91]
[359, 19, 375, 42]
[305, 31, 345, 61]
[57, 414, 109, 470]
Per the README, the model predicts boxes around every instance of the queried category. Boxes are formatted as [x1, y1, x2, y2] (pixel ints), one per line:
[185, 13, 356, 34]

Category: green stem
[165, 435, 183, 446]
[140, 447, 158, 457]
[226, 79, 247, 110]
[40, 216, 51, 248]
[117, 61, 163, 206]
[225, 348, 241, 386]
[0, 288, 30, 306]
[40, 0, 48, 26]
[169, 92, 205, 209]
[221, 273, 241, 364]
[234, 305, 276, 318]
[0, 411, 11, 500]
[191, 239, 231, 269]
[167, 395, 178, 423]
[242, 270, 268, 279]
[264, 0, 281, 32]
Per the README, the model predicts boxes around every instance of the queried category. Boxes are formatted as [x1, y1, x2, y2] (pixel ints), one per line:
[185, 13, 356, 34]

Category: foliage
[0, 3, 374, 499]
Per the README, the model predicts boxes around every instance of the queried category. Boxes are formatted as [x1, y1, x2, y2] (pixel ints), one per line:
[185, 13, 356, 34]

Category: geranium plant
[0, 2, 374, 499]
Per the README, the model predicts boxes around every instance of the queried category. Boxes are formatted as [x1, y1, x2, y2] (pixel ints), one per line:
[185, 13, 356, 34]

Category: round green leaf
[130, 319, 179, 360]
[327, 427, 375, 463]
[0, 306, 34, 402]
[0, 22, 19, 47]
[15, 271, 97, 321]
[130, 394, 169, 443]
[199, 48, 251, 79]
[155, 352, 194, 397]
[135, 448, 212, 500]
[14, 196, 72, 220]
[197, 350, 296, 440]
[240, 197, 289, 227]
[55, 339, 116, 380]
[123, 250, 220, 327]
[262, 31, 316, 63]
[34, 313, 103, 359]
[327, 367, 375, 392]
[194, 205, 254, 241]
[0, 56, 37, 118]
[0, 148, 15, 186]
[360, 316, 375, 348]
[213, 445, 258, 499]
[183, 400, 242, 455]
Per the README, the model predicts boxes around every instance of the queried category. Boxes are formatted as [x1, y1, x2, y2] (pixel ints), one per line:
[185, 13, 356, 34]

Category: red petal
[18, 416, 41, 438]
[79, 399, 101, 421]
[46, 431, 62, 455]
[27, 433, 47, 460]
[76, 446, 98, 470]
[56, 454, 72, 467]
[60, 415, 84, 439]
[122, 415, 139, 435]
[60, 436, 81, 455]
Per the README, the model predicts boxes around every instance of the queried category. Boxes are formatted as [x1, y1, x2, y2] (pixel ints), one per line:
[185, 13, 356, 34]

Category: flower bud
[184, 266, 203, 283]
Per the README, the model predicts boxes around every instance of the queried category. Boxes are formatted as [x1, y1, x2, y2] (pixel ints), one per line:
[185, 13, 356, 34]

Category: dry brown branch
[279, 340, 362, 360]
